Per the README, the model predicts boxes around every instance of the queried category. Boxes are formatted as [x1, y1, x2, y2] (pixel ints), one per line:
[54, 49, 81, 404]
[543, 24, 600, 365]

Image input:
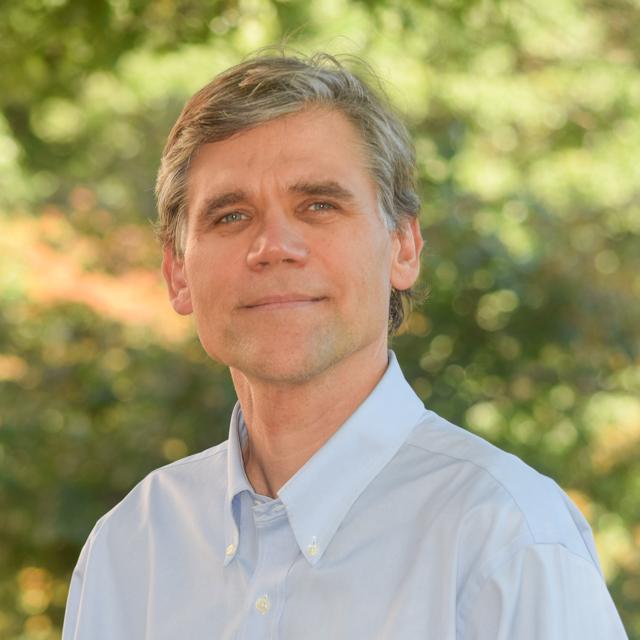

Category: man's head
[156, 51, 422, 335]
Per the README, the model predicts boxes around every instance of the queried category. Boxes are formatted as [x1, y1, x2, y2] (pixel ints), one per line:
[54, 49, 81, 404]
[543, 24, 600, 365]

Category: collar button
[307, 537, 319, 557]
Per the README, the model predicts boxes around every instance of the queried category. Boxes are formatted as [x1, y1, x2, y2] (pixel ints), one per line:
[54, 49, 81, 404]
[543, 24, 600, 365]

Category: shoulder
[403, 411, 600, 569]
[458, 542, 628, 639]
[391, 411, 625, 638]
[85, 440, 229, 548]
[63, 442, 231, 637]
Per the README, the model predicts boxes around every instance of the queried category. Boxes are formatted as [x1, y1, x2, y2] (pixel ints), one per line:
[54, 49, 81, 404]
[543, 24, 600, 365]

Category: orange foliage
[3, 211, 191, 344]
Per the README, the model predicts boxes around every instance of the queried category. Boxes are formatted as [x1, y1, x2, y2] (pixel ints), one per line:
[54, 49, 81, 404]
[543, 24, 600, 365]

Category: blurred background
[1, 0, 639, 637]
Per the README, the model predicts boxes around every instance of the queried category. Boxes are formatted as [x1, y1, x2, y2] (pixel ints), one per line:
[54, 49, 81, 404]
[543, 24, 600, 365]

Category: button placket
[238, 501, 298, 638]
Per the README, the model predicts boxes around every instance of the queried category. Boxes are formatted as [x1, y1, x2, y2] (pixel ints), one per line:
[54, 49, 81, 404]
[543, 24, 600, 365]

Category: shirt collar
[223, 402, 254, 566]
[223, 350, 427, 567]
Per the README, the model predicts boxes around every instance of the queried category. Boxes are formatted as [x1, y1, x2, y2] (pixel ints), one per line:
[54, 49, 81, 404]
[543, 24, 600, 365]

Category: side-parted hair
[155, 50, 421, 334]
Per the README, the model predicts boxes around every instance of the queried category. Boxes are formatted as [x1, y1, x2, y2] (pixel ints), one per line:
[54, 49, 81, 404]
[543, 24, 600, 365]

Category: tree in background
[1, 0, 638, 637]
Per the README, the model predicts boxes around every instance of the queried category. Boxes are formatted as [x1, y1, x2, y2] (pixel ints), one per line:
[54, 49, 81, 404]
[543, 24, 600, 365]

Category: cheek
[185, 252, 232, 316]
[337, 234, 393, 307]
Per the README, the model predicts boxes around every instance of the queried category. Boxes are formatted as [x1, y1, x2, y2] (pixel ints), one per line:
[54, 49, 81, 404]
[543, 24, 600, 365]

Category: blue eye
[309, 202, 335, 212]
[218, 212, 246, 224]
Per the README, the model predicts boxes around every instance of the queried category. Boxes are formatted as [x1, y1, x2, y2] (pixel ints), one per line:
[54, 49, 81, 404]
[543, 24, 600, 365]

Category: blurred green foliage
[1, 0, 639, 637]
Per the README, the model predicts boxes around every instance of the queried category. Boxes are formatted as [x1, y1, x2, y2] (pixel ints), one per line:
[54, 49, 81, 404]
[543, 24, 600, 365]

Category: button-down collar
[223, 351, 427, 567]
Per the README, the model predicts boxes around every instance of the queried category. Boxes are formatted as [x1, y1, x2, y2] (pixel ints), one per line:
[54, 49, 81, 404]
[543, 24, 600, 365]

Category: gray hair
[155, 51, 421, 334]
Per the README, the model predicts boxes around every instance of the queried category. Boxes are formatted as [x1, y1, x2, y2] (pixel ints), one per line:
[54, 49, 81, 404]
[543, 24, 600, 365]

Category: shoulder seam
[150, 441, 229, 474]
[85, 441, 229, 537]
[404, 439, 538, 543]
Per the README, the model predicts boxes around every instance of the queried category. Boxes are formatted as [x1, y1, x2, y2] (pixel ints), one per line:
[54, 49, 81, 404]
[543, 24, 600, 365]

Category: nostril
[246, 235, 310, 269]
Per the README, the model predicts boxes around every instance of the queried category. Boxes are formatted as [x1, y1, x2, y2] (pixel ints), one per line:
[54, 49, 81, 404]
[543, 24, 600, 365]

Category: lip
[243, 295, 326, 309]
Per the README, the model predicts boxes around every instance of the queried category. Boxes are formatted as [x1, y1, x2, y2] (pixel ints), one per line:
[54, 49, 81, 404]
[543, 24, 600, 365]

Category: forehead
[186, 108, 375, 201]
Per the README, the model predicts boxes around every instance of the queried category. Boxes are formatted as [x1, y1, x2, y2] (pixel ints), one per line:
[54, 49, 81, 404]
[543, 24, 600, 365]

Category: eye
[308, 202, 335, 212]
[217, 211, 248, 224]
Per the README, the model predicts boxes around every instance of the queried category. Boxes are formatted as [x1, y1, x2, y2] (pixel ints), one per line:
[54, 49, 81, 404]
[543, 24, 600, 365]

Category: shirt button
[307, 537, 319, 557]
[225, 543, 235, 556]
[255, 594, 271, 614]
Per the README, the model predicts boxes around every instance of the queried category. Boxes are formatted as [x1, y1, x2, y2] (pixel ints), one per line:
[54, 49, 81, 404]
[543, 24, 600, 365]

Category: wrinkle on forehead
[184, 107, 385, 233]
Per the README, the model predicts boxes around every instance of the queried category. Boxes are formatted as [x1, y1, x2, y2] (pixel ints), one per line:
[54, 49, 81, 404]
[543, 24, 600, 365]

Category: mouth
[243, 296, 326, 310]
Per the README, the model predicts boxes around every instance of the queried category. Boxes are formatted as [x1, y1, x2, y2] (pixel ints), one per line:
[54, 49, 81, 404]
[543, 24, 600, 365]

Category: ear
[162, 246, 193, 315]
[390, 216, 423, 291]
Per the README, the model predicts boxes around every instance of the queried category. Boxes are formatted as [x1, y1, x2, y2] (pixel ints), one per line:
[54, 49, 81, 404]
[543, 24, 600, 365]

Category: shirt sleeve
[459, 543, 628, 640]
[61, 539, 90, 640]
[61, 513, 113, 640]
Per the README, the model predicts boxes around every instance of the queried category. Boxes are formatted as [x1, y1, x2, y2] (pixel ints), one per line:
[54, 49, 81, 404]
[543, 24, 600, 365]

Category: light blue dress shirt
[62, 352, 628, 639]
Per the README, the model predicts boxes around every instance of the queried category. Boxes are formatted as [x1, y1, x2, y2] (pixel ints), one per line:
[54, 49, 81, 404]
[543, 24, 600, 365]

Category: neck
[230, 341, 389, 498]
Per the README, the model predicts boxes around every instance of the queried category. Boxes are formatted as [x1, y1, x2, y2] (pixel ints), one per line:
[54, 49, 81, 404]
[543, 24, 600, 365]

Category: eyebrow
[288, 180, 356, 202]
[197, 190, 247, 221]
[196, 180, 357, 223]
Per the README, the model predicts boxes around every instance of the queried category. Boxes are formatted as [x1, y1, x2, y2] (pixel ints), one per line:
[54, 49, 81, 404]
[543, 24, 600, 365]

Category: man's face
[163, 107, 421, 384]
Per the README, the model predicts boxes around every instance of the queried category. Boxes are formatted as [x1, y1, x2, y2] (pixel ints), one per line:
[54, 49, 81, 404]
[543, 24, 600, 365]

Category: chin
[245, 358, 325, 386]
[243, 345, 343, 385]
[212, 324, 361, 386]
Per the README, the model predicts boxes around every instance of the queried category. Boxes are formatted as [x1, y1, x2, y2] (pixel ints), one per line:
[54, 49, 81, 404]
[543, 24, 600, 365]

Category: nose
[246, 214, 309, 270]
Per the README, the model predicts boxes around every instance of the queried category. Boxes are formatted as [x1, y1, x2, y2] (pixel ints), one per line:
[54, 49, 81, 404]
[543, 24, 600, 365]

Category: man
[62, 52, 628, 639]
